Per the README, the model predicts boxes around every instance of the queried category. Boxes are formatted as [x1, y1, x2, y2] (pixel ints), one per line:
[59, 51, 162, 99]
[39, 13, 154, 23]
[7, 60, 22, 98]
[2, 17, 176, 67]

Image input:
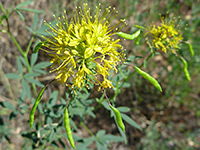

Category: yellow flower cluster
[146, 16, 183, 53]
[42, 4, 125, 92]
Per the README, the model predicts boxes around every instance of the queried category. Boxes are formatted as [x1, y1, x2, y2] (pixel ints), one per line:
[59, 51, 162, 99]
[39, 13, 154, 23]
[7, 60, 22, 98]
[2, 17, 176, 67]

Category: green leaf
[0, 14, 7, 25]
[96, 130, 105, 137]
[25, 78, 44, 87]
[37, 102, 44, 113]
[101, 101, 111, 110]
[30, 52, 38, 66]
[96, 141, 108, 150]
[70, 119, 78, 130]
[86, 108, 96, 118]
[117, 124, 127, 144]
[2, 101, 15, 111]
[15, 10, 25, 21]
[103, 134, 124, 142]
[48, 91, 58, 107]
[33, 13, 39, 30]
[24, 72, 40, 78]
[121, 113, 142, 131]
[19, 56, 28, 67]
[25, 26, 34, 33]
[143, 59, 147, 68]
[17, 8, 44, 14]
[76, 137, 94, 150]
[15, 1, 33, 9]
[6, 73, 20, 79]
[121, 82, 130, 88]
[33, 61, 51, 69]
[46, 117, 53, 124]
[49, 130, 56, 143]
[22, 79, 31, 99]
[117, 106, 130, 113]
[19, 104, 29, 111]
[35, 20, 57, 36]
[32, 68, 46, 74]
[17, 57, 23, 74]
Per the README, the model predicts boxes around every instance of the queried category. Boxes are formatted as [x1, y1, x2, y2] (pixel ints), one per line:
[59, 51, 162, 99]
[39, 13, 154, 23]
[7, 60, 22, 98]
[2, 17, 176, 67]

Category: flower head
[42, 3, 125, 91]
[146, 15, 183, 53]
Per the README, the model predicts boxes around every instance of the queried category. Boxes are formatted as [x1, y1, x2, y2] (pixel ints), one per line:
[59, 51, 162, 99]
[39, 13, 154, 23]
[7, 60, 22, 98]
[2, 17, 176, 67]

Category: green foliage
[0, 0, 199, 150]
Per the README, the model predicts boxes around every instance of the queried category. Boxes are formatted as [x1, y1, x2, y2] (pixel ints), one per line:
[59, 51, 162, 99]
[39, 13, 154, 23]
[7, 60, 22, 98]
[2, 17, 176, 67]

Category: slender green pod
[33, 41, 48, 53]
[64, 106, 76, 149]
[109, 104, 125, 132]
[134, 24, 145, 29]
[186, 42, 194, 57]
[29, 79, 55, 128]
[134, 66, 162, 92]
[116, 30, 140, 40]
[180, 57, 191, 81]
[135, 33, 141, 45]
[29, 86, 46, 128]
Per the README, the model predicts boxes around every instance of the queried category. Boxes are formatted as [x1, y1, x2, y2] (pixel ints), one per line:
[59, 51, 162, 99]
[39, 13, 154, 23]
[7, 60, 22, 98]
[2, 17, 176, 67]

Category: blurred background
[0, 0, 200, 149]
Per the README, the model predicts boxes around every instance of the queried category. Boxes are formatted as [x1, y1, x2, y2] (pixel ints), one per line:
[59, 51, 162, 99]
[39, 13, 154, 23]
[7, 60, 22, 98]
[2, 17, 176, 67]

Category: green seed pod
[186, 42, 194, 57]
[29, 86, 46, 128]
[180, 57, 191, 81]
[134, 66, 162, 92]
[109, 104, 125, 132]
[116, 30, 141, 40]
[64, 107, 76, 149]
[29, 79, 55, 128]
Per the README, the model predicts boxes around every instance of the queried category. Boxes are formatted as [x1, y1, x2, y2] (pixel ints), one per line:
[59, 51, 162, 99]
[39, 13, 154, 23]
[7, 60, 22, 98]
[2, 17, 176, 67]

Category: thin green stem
[80, 121, 94, 137]
[8, 32, 24, 55]
[0, 2, 4, 12]
[1, 2, 39, 97]
[9, 32, 37, 95]
[104, 90, 111, 105]
[3, 4, 37, 96]
[24, 36, 37, 95]
[25, 36, 34, 56]
[0, 2, 10, 32]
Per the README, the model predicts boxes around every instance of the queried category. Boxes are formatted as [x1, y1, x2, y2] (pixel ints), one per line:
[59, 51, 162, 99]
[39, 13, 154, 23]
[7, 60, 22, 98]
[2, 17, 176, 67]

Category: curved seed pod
[109, 104, 125, 132]
[134, 24, 145, 29]
[33, 41, 48, 53]
[186, 42, 194, 57]
[116, 30, 140, 40]
[180, 57, 191, 81]
[29, 86, 46, 128]
[29, 79, 55, 128]
[64, 106, 76, 149]
[134, 66, 162, 92]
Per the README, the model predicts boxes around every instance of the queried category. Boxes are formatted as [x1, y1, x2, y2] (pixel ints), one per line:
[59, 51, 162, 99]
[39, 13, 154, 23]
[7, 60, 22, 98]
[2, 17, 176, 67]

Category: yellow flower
[41, 3, 125, 91]
[146, 15, 183, 53]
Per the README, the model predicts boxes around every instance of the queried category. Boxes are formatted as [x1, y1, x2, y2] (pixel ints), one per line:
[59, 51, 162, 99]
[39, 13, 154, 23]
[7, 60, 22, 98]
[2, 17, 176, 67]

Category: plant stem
[104, 90, 111, 105]
[80, 121, 94, 137]
[25, 36, 37, 95]
[25, 36, 34, 56]
[8, 32, 24, 55]
[2, 2, 38, 96]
